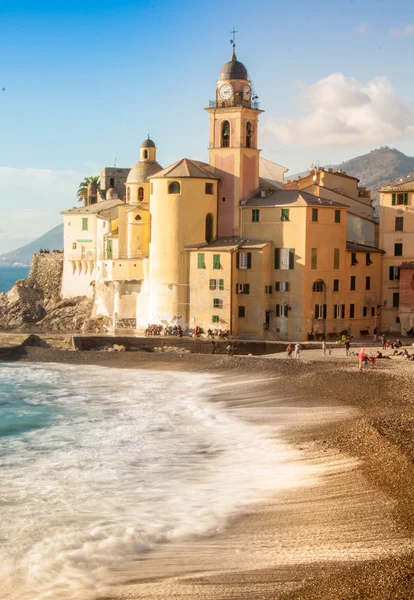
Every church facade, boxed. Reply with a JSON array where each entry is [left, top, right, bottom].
[[61, 46, 382, 340]]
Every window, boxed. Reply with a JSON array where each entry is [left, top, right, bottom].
[[82, 218, 88, 231], [366, 253, 373, 266], [221, 120, 230, 147], [143, 150, 148, 159], [238, 306, 246, 318], [312, 280, 324, 292], [109, 177, 115, 187], [265, 285, 272, 294], [209, 279, 223, 290], [209, 279, 216, 290], [252, 209, 260, 222], [72, 242, 77, 250], [334, 248, 340, 270], [237, 252, 252, 269], [213, 254, 221, 269], [333, 279, 339, 292], [205, 213, 214, 244], [281, 208, 290, 222], [371, 307, 375, 317], [334, 304, 345, 319], [218, 279, 224, 291], [246, 122, 253, 148], [349, 304, 355, 319], [335, 210, 341, 223], [363, 306, 368, 317], [197, 253, 205, 269], [212, 315, 219, 323], [236, 283, 250, 294], [168, 181, 181, 194], [276, 304, 289, 317], [389, 266, 400, 281], [205, 183, 214, 195], [314, 304, 327, 319], [312, 208, 318, 222], [395, 216, 404, 232], [213, 298, 223, 309], [393, 293, 400, 308], [351, 252, 358, 266], [138, 187, 144, 201], [350, 276, 356, 291], [311, 248, 317, 270], [275, 281, 289, 292], [392, 193, 408, 206], [394, 243, 403, 256], [365, 276, 371, 291], [275, 248, 295, 269], [135, 215, 142, 221]]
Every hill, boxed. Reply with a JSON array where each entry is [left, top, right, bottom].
[[290, 147, 414, 205], [0, 224, 63, 267]]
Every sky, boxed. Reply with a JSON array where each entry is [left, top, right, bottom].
[[1, 0, 414, 253]]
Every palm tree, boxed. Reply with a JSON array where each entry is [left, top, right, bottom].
[[77, 176, 100, 204]]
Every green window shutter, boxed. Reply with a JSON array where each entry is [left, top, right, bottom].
[[289, 248, 295, 270], [212, 315, 219, 323], [350, 304, 355, 318], [82, 218, 88, 231], [213, 254, 220, 269], [392, 193, 396, 205], [314, 304, 319, 319], [274, 248, 280, 269], [219, 279, 224, 291], [341, 304, 345, 319], [244, 284, 250, 295], [281, 208, 289, 221], [334, 248, 340, 269], [276, 305, 280, 317], [247, 252, 252, 269], [197, 253, 205, 268], [236, 252, 240, 269], [404, 193, 408, 205], [235, 283, 239, 294], [323, 304, 327, 319], [275, 281, 280, 291], [209, 279, 215, 290]]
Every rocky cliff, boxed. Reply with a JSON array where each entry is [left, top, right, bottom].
[[0, 252, 93, 331]]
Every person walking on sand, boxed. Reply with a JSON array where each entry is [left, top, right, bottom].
[[345, 339, 351, 356], [373, 327, 378, 343], [381, 334, 387, 350], [322, 340, 327, 356], [286, 343, 293, 358], [294, 343, 301, 359]]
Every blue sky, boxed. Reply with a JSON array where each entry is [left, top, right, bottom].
[[1, 0, 414, 252]]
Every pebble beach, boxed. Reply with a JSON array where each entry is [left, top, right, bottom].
[[3, 343, 414, 599]]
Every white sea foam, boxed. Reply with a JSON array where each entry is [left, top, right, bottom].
[[0, 363, 315, 600]]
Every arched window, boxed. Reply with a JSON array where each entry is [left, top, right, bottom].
[[138, 187, 144, 201], [205, 213, 214, 244], [143, 150, 148, 159], [127, 187, 131, 202], [312, 280, 325, 293], [168, 181, 181, 194], [246, 122, 253, 148], [221, 120, 230, 148], [135, 214, 142, 221]]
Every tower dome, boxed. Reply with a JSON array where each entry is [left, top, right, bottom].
[[141, 136, 156, 148], [219, 46, 248, 81]]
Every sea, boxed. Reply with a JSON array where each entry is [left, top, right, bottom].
[[0, 266, 30, 292], [0, 363, 310, 600]]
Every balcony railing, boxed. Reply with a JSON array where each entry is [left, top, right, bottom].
[[208, 99, 260, 110], [68, 250, 96, 261]]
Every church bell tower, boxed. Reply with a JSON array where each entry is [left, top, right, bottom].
[[205, 39, 263, 236]]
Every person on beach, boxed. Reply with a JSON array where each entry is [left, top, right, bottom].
[[322, 340, 327, 356], [345, 339, 351, 356], [373, 327, 378, 343], [341, 333, 346, 344], [381, 334, 387, 350], [286, 343, 293, 358], [358, 348, 366, 371], [294, 343, 301, 359]]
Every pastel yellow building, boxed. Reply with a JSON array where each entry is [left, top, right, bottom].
[[61, 43, 383, 340]]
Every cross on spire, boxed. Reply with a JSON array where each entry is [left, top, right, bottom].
[[230, 26, 238, 59]]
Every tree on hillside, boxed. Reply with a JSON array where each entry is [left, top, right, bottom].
[[77, 176, 100, 204]]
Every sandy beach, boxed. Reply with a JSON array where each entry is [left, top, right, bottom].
[[3, 344, 414, 599]]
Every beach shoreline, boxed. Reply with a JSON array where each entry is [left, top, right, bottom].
[[3, 347, 414, 599]]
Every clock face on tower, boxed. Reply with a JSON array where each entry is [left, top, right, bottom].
[[243, 85, 251, 100], [219, 84, 233, 100]]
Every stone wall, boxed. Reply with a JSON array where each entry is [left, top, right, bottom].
[[28, 252, 64, 300]]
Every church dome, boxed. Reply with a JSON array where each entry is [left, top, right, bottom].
[[141, 136, 156, 148], [219, 48, 248, 81], [126, 161, 163, 183]]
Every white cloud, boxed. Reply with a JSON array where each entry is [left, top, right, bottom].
[[0, 167, 87, 253], [390, 24, 414, 37], [354, 23, 368, 34], [264, 72, 414, 147]]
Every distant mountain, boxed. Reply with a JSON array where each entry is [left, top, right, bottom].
[[290, 147, 414, 204], [0, 224, 63, 267]]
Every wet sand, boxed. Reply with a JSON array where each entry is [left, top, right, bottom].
[[3, 346, 414, 599]]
